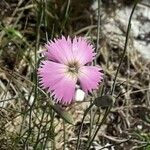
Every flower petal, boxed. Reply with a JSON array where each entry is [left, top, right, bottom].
[[52, 74, 77, 105], [78, 66, 103, 93], [44, 36, 74, 64], [38, 60, 77, 104], [72, 37, 96, 65]]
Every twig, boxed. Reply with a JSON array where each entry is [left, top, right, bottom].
[[86, 0, 140, 149]]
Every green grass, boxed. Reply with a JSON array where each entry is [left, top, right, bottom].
[[0, 0, 150, 149]]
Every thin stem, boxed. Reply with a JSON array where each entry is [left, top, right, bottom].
[[89, 99, 94, 140], [60, 0, 70, 34], [28, 0, 43, 147], [42, 108, 54, 149], [76, 102, 94, 150], [111, 0, 139, 95], [51, 110, 56, 150], [63, 121, 66, 150], [86, 107, 110, 149], [33, 109, 47, 149], [96, 0, 101, 54], [86, 1, 139, 149]]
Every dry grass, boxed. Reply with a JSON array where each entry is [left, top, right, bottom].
[[0, 0, 150, 149]]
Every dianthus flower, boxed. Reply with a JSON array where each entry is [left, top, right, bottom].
[[38, 36, 103, 105]]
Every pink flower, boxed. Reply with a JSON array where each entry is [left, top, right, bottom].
[[38, 36, 103, 105]]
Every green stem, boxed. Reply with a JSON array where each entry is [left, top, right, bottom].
[[111, 0, 139, 96], [76, 102, 94, 150], [86, 1, 139, 149], [63, 121, 66, 150]]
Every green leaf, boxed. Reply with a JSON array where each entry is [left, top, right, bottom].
[[51, 104, 74, 125], [6, 28, 23, 39], [94, 95, 113, 107]]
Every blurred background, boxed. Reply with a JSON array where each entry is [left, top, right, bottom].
[[0, 0, 150, 149]]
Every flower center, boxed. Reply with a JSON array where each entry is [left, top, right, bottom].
[[67, 62, 79, 74]]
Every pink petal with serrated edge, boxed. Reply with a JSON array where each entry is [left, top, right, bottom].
[[52, 74, 77, 104], [38, 60, 77, 104], [44, 36, 74, 64], [72, 37, 96, 65], [78, 66, 103, 93]]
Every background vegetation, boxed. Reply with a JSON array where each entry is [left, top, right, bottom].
[[0, 0, 150, 149]]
